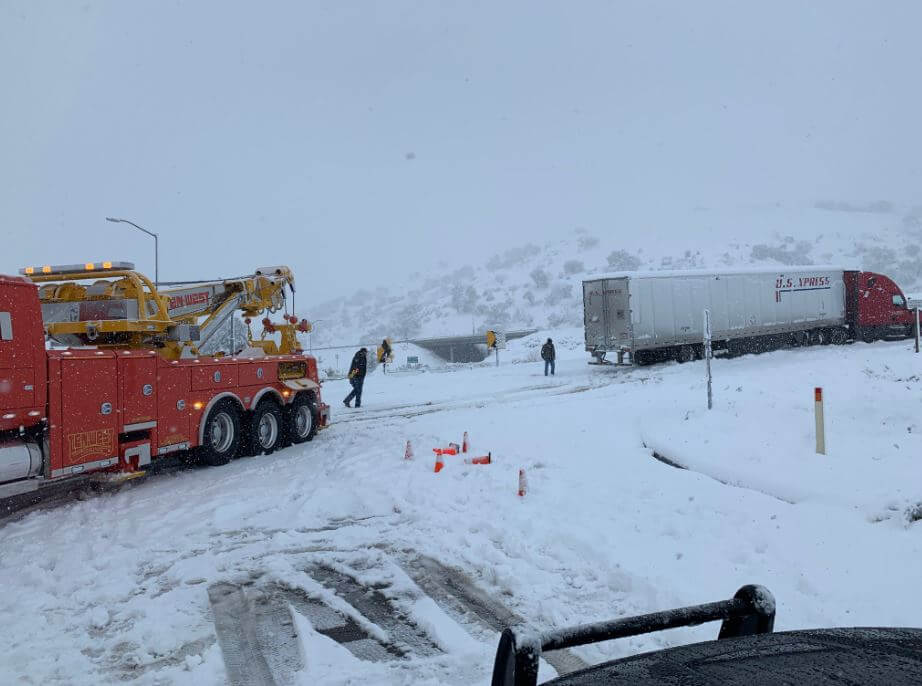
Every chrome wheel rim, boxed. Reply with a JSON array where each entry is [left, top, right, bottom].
[[257, 412, 279, 449], [294, 405, 312, 438], [211, 412, 234, 453]]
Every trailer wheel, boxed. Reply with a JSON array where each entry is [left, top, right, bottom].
[[830, 328, 848, 345], [809, 329, 827, 346], [676, 345, 695, 363], [246, 400, 284, 456], [287, 393, 318, 444], [200, 400, 242, 466], [791, 331, 809, 347], [633, 350, 653, 366]]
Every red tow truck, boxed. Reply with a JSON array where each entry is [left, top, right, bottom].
[[0, 261, 329, 500]]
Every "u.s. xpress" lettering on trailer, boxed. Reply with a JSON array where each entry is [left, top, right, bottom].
[[774, 275, 832, 302]]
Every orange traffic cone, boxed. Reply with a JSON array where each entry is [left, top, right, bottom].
[[405, 440, 413, 460], [433, 449, 445, 473], [465, 452, 491, 465], [462, 432, 469, 453], [518, 468, 527, 497]]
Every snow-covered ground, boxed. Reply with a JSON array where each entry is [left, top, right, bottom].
[[2, 336, 921, 685]]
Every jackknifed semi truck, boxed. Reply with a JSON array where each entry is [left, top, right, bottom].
[[583, 267, 921, 365]]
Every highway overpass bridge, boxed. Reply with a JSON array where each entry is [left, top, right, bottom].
[[311, 330, 539, 364]]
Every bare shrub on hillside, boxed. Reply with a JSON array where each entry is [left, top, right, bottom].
[[544, 283, 573, 307], [391, 303, 423, 339], [530, 267, 551, 289], [607, 250, 641, 271], [563, 259, 584, 275], [750, 241, 813, 265], [487, 244, 541, 270], [577, 234, 600, 251], [451, 284, 479, 313]]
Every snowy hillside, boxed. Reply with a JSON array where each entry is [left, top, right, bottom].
[[306, 202, 922, 356]]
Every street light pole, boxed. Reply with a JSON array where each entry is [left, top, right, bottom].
[[106, 217, 159, 286]]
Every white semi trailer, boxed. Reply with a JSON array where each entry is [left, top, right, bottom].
[[582, 268, 849, 365]]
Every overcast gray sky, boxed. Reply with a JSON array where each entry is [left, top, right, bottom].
[[2, 1, 921, 306]]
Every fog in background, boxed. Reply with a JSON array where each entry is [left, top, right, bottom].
[[2, 1, 921, 308]]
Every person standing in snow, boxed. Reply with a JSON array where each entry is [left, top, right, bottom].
[[541, 338, 556, 376], [344, 347, 368, 408], [379, 338, 392, 373]]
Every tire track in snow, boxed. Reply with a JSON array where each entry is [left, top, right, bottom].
[[208, 583, 280, 686], [401, 555, 589, 676]]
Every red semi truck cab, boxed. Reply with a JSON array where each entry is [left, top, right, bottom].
[[0, 273, 330, 500], [845, 271, 921, 341]]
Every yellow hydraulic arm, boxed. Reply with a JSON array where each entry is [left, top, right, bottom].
[[22, 261, 310, 359]]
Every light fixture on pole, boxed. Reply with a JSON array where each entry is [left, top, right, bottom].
[[106, 217, 159, 286]]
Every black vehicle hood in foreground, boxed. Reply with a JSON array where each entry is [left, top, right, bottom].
[[548, 628, 922, 685]]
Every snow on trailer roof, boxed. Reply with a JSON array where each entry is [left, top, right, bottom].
[[583, 265, 853, 282]]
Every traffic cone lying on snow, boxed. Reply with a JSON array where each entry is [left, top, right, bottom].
[[405, 440, 413, 460], [462, 432, 469, 453], [518, 468, 527, 497], [434, 445, 458, 456], [464, 452, 491, 465], [433, 449, 445, 473]]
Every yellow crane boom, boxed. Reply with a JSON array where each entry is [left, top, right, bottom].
[[22, 261, 310, 359]]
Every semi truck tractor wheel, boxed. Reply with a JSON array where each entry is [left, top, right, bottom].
[[200, 400, 242, 466]]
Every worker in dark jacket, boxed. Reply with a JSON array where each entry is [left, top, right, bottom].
[[541, 338, 556, 376], [344, 347, 368, 408]]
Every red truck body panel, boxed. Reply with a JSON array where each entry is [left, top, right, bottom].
[[157, 363, 191, 450], [854, 271, 917, 328], [0, 276, 47, 432]]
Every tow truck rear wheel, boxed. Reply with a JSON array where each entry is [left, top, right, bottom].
[[200, 400, 242, 466], [287, 393, 318, 444], [246, 400, 284, 456]]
